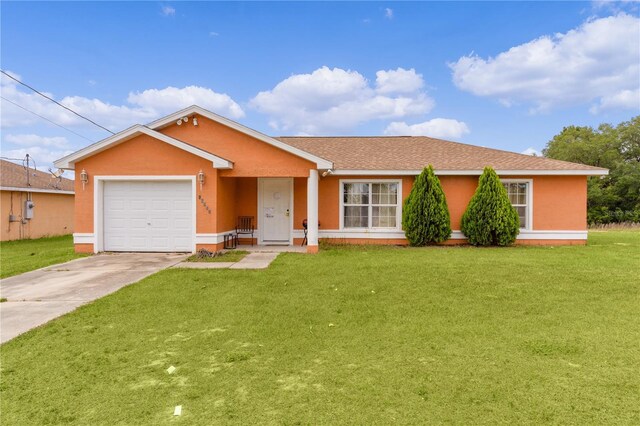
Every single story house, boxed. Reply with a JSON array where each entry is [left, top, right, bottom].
[[1, 159, 75, 241], [54, 105, 608, 254]]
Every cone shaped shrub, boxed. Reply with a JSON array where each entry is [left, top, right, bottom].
[[402, 165, 452, 246], [461, 166, 520, 246]]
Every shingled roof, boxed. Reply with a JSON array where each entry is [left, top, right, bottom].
[[276, 136, 607, 175], [0, 159, 74, 192]]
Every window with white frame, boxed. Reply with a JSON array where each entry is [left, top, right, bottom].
[[502, 180, 531, 229], [342, 181, 401, 229]]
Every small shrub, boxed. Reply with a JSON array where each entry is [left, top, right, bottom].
[[196, 248, 218, 258], [461, 167, 520, 246], [224, 351, 251, 363], [402, 165, 452, 246]]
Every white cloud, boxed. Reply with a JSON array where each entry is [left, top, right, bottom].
[[1, 71, 244, 131], [128, 86, 245, 119], [590, 88, 640, 114], [161, 5, 175, 16], [4, 134, 70, 149], [521, 147, 542, 156], [384, 119, 470, 140], [375, 68, 424, 94], [385, 8, 393, 19], [250, 66, 433, 134], [1, 146, 75, 170], [209, 31, 219, 37], [449, 13, 640, 114]]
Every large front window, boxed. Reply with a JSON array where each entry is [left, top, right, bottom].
[[342, 181, 401, 229], [502, 180, 531, 229]]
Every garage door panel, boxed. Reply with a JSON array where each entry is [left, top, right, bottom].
[[107, 218, 127, 229], [174, 218, 191, 229], [173, 200, 190, 211], [151, 237, 169, 249], [104, 180, 193, 252], [151, 200, 169, 211], [108, 200, 125, 210], [152, 218, 169, 229], [130, 237, 148, 251]]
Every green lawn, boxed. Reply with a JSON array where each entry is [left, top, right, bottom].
[[0, 235, 87, 279], [1, 231, 639, 424]]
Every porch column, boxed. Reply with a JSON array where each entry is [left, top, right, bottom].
[[307, 169, 319, 253]]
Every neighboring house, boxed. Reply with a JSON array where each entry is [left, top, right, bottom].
[[1, 159, 75, 241], [54, 105, 608, 254]]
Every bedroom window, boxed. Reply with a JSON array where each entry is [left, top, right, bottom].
[[341, 181, 401, 229], [502, 180, 532, 229]]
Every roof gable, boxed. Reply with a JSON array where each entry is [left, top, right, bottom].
[[54, 125, 233, 169], [147, 105, 333, 169]]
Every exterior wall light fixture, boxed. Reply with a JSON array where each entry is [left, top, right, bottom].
[[198, 169, 205, 190], [80, 169, 89, 190]]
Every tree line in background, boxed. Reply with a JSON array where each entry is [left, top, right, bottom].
[[543, 116, 640, 225]]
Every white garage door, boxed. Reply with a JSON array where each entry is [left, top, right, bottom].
[[103, 180, 193, 252]]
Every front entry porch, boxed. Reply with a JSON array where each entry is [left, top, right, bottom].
[[202, 170, 319, 253]]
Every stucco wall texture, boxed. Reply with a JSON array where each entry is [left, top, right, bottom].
[[72, 115, 588, 252], [1, 191, 74, 241]]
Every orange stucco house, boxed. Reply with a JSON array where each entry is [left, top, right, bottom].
[[54, 105, 607, 254]]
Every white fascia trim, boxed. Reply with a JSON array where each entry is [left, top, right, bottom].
[[0, 186, 74, 195], [299, 229, 587, 240], [331, 169, 608, 176], [146, 105, 334, 170], [73, 233, 95, 244], [54, 125, 233, 170]]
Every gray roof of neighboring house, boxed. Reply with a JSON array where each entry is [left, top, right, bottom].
[[0, 159, 74, 192]]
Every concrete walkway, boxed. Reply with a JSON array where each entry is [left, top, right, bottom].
[[0, 253, 187, 343], [174, 252, 280, 270]]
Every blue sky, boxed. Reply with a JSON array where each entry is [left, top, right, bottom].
[[1, 1, 639, 171]]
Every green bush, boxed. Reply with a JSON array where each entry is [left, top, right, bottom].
[[461, 167, 520, 246], [402, 165, 452, 245]]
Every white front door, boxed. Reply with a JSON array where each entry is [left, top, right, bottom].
[[103, 180, 193, 252], [260, 178, 291, 243]]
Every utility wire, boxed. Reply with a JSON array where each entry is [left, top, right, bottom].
[[1, 69, 115, 134], [1, 96, 95, 142]]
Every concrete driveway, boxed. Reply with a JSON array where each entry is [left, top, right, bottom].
[[0, 253, 187, 343]]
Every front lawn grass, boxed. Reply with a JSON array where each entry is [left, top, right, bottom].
[[0, 234, 86, 279], [1, 231, 639, 424]]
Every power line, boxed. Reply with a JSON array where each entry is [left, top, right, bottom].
[[1, 96, 95, 142], [1, 69, 115, 134]]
